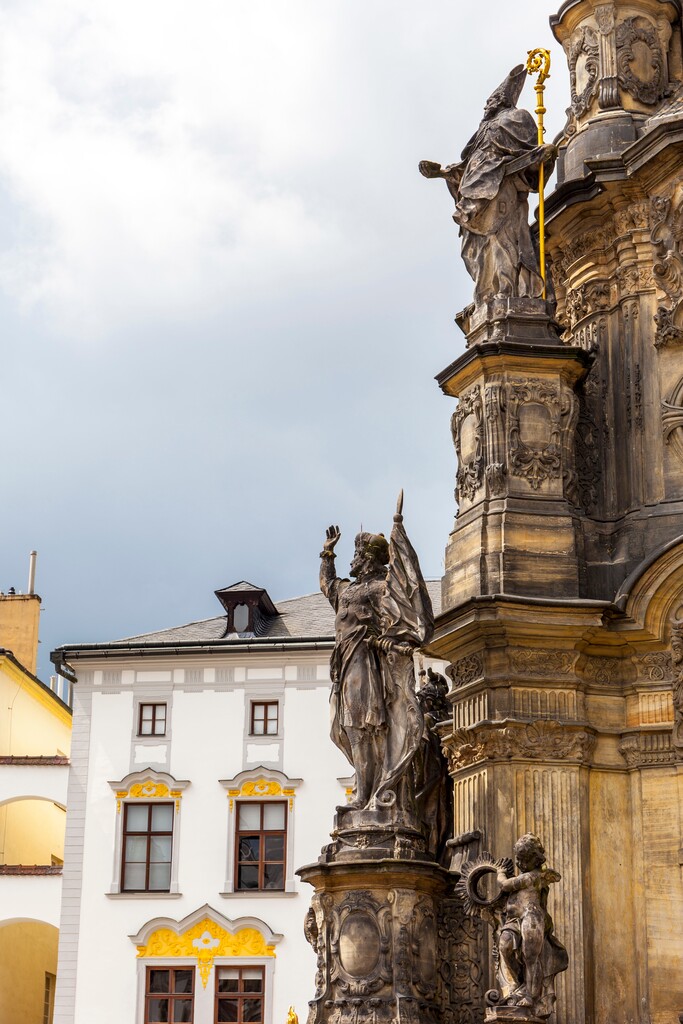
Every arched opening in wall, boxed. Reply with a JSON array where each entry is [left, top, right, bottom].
[[0, 797, 66, 867], [0, 919, 58, 1024]]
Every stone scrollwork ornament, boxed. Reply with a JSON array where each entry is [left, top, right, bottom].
[[615, 17, 671, 106], [507, 379, 563, 489], [455, 834, 568, 1020], [451, 385, 484, 503], [567, 26, 600, 118]]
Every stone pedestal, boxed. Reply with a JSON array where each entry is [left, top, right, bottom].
[[484, 1009, 544, 1024], [297, 853, 484, 1024]]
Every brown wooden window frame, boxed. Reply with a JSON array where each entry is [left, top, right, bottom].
[[145, 966, 194, 1024], [138, 702, 167, 737], [249, 701, 279, 737], [235, 801, 287, 892], [214, 965, 264, 1024], [121, 801, 173, 893]]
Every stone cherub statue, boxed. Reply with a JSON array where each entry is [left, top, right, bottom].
[[457, 833, 568, 1019], [319, 493, 434, 819], [419, 65, 555, 306]]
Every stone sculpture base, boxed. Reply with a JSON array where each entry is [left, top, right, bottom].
[[484, 1008, 545, 1024], [298, 853, 480, 1024]]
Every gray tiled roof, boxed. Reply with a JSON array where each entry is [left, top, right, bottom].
[[113, 580, 442, 646]]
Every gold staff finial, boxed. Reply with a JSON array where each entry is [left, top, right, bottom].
[[287, 1007, 299, 1024], [526, 48, 551, 300]]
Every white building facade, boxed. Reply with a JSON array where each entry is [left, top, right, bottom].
[[52, 581, 444, 1024]]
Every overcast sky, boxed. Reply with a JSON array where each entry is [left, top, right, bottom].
[[0, 1, 571, 678]]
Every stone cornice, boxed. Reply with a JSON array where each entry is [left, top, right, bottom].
[[441, 719, 597, 771]]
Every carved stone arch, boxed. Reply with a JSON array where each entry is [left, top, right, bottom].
[[614, 534, 683, 641]]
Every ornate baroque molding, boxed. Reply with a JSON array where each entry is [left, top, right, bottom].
[[444, 720, 596, 771], [509, 648, 575, 677], [618, 731, 675, 768], [446, 654, 484, 689]]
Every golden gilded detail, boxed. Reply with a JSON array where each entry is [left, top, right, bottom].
[[137, 919, 276, 989], [227, 779, 295, 800], [287, 1007, 299, 1024], [526, 47, 551, 297], [116, 780, 181, 812]]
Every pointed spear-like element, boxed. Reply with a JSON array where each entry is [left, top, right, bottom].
[[526, 48, 551, 300], [395, 488, 404, 523]]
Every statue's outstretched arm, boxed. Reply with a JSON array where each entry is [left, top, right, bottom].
[[320, 525, 341, 604]]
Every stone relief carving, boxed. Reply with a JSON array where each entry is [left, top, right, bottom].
[[669, 622, 683, 757], [651, 185, 683, 346], [329, 891, 393, 997], [509, 649, 575, 678], [451, 385, 484, 503], [446, 654, 484, 689], [637, 651, 673, 682], [616, 16, 671, 105], [594, 3, 615, 35], [574, 372, 601, 513], [507, 379, 577, 491], [567, 26, 600, 118], [446, 720, 596, 771], [662, 376, 683, 466], [582, 656, 624, 685], [619, 730, 675, 768], [436, 898, 485, 1024]]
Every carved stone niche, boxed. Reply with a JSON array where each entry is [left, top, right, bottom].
[[451, 385, 484, 506], [506, 378, 578, 496]]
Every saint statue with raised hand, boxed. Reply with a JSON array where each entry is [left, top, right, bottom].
[[319, 494, 434, 821], [420, 64, 555, 305]]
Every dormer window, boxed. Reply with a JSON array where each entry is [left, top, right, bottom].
[[213, 582, 279, 637]]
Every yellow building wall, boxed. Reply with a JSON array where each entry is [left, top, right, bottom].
[[0, 661, 71, 757], [0, 921, 57, 1024], [0, 594, 40, 676], [0, 800, 65, 865]]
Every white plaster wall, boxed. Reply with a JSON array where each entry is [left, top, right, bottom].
[[0, 763, 69, 806], [0, 873, 62, 927], [67, 655, 352, 1024]]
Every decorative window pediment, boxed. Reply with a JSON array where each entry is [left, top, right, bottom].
[[131, 905, 282, 989], [109, 769, 190, 813]]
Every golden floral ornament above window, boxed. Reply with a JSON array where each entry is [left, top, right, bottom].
[[221, 769, 302, 811], [131, 908, 282, 989], [110, 771, 190, 813]]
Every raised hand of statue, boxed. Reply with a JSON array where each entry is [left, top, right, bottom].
[[322, 525, 341, 555], [418, 160, 443, 179]]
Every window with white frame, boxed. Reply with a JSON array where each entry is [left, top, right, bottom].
[[138, 703, 167, 737], [249, 701, 278, 736], [122, 803, 173, 892], [145, 966, 194, 1023], [215, 966, 264, 1024], [235, 802, 286, 891]]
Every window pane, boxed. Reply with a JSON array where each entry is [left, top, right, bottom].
[[263, 803, 285, 830], [147, 998, 169, 1022], [217, 969, 239, 993], [238, 803, 260, 830], [264, 835, 284, 860], [151, 804, 174, 831], [243, 998, 263, 1022], [243, 974, 263, 993], [126, 804, 149, 831], [173, 999, 193, 1023], [150, 836, 172, 863], [173, 971, 193, 994], [140, 719, 153, 736], [252, 719, 265, 736], [266, 705, 278, 732], [125, 836, 148, 861], [238, 837, 260, 862], [253, 705, 265, 722], [264, 863, 284, 889], [148, 970, 170, 993], [148, 862, 171, 890], [238, 865, 259, 890], [123, 863, 146, 890], [217, 999, 238, 1022]]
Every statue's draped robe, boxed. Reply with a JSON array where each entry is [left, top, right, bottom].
[[444, 107, 546, 303], [322, 517, 434, 813]]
